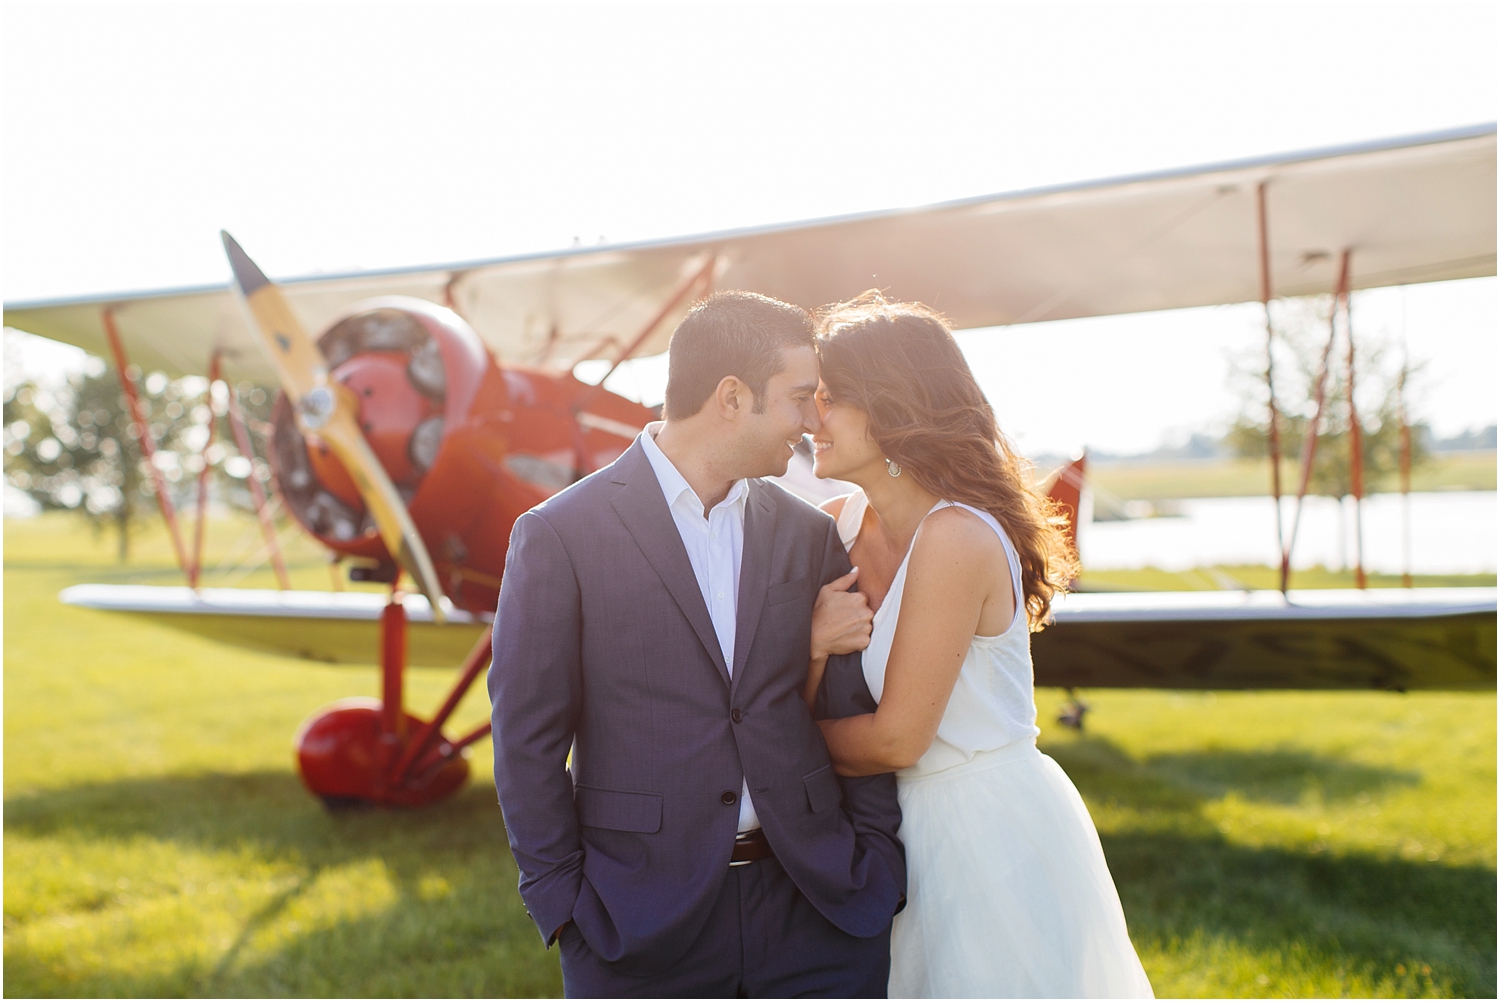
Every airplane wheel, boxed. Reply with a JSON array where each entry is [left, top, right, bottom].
[[295, 697, 470, 808]]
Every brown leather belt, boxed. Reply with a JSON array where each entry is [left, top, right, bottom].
[[730, 828, 773, 866]]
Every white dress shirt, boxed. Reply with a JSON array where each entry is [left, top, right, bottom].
[[638, 423, 760, 833]]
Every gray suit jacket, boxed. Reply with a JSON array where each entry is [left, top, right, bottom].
[[489, 439, 904, 975]]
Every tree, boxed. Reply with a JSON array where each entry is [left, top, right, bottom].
[[3, 360, 278, 561], [1226, 295, 1428, 498]]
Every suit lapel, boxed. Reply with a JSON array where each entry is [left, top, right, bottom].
[[730, 481, 777, 693], [608, 442, 731, 688]]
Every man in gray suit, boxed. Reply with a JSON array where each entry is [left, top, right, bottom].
[[489, 291, 904, 997]]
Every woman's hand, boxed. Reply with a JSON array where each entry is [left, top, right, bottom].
[[811, 567, 873, 660], [804, 567, 872, 707]]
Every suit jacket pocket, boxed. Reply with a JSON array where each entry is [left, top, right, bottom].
[[766, 575, 813, 607], [803, 764, 843, 814], [575, 786, 663, 833]]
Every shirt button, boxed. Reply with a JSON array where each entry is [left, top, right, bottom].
[[721, 790, 738, 806], [731, 708, 742, 723], [710, 532, 717, 540]]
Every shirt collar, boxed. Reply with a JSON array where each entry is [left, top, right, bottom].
[[639, 422, 749, 516]]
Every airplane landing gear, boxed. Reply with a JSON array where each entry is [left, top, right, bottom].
[[1057, 687, 1089, 732], [294, 594, 491, 808], [295, 697, 470, 809]]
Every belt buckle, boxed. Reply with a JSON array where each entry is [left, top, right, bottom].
[[729, 829, 759, 867]]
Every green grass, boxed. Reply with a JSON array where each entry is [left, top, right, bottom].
[[1039, 690, 1495, 997], [1088, 453, 1496, 502], [5, 512, 1496, 997], [5, 513, 547, 997]]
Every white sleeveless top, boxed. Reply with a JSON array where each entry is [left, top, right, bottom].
[[837, 489, 1041, 778]]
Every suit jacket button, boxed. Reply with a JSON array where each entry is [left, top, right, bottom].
[[721, 790, 737, 805], [731, 708, 742, 723]]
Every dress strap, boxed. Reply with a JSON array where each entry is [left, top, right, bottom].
[[836, 489, 868, 551]]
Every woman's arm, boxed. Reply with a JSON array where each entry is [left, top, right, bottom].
[[817, 508, 1009, 776]]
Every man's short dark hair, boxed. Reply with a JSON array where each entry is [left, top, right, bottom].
[[663, 291, 816, 420]]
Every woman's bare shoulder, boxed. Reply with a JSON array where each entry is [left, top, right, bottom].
[[819, 493, 855, 518], [910, 506, 1004, 569]]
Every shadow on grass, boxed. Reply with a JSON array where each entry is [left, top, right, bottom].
[[4, 773, 562, 998], [1043, 735, 1496, 997], [6, 748, 1494, 997], [1144, 748, 1418, 805], [1110, 830, 1495, 996], [5, 770, 504, 860], [1045, 736, 1421, 809]]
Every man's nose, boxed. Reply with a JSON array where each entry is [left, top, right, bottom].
[[801, 404, 822, 434]]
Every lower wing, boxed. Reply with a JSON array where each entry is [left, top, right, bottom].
[[1037, 588, 1496, 690], [60, 584, 1494, 689], [59, 584, 486, 668]]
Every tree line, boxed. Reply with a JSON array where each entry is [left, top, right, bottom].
[[1225, 294, 1437, 499], [4, 359, 278, 560]]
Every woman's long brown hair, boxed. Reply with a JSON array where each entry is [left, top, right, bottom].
[[817, 291, 1078, 629]]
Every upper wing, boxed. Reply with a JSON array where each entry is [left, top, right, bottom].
[[6, 124, 1494, 381]]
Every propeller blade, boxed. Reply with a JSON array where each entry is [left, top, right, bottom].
[[222, 232, 325, 404], [222, 231, 448, 622], [312, 401, 448, 620]]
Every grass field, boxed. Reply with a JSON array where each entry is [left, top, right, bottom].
[[1086, 452, 1496, 502], [5, 512, 1495, 997]]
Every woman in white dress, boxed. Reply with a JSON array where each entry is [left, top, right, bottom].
[[803, 293, 1153, 999]]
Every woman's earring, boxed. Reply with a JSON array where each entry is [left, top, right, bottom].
[[885, 458, 902, 478]]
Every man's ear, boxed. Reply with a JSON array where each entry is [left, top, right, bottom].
[[713, 375, 746, 421]]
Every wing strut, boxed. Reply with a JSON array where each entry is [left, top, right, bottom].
[[187, 351, 222, 588], [1256, 183, 1289, 594], [1277, 250, 1370, 590], [102, 307, 191, 583], [1397, 316, 1414, 589], [102, 309, 292, 591], [591, 252, 720, 393], [1282, 250, 1351, 583], [568, 253, 720, 473], [223, 382, 293, 591], [1345, 271, 1368, 589]]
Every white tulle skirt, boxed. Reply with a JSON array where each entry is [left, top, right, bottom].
[[889, 740, 1154, 999]]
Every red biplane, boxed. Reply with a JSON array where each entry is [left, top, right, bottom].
[[6, 124, 1495, 808]]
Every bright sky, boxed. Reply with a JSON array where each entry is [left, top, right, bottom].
[[4, 2, 1495, 455]]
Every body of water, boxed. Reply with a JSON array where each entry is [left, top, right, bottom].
[[1081, 491, 1496, 575]]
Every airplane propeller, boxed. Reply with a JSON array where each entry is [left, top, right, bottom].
[[221, 231, 448, 623]]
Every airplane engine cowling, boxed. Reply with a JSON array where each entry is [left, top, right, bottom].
[[268, 296, 654, 614]]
